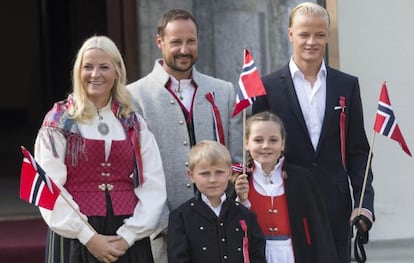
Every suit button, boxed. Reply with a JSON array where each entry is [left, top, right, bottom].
[[199, 226, 204, 230], [223, 255, 228, 260], [221, 238, 226, 242], [202, 246, 207, 251]]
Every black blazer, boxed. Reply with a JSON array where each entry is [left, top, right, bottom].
[[283, 162, 340, 263], [168, 197, 266, 263], [253, 64, 374, 240]]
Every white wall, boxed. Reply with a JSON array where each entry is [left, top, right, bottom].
[[337, 0, 414, 240]]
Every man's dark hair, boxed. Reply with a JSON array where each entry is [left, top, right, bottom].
[[157, 9, 198, 37]]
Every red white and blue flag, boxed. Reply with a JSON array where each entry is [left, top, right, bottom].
[[232, 49, 266, 117], [20, 147, 61, 210], [373, 83, 412, 157]]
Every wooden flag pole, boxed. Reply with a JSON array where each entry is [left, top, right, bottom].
[[242, 47, 247, 175], [242, 109, 247, 175], [357, 132, 376, 215]]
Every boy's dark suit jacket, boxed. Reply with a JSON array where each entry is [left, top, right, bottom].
[[168, 197, 266, 263]]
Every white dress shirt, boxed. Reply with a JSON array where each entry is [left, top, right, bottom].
[[170, 76, 196, 111], [289, 58, 327, 150]]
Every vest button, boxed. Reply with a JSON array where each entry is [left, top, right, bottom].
[[183, 141, 188, 145], [184, 162, 189, 167], [186, 183, 191, 188], [170, 100, 175, 104], [179, 120, 184, 125]]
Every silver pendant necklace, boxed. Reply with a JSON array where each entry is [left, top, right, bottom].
[[264, 172, 274, 185], [96, 109, 110, 135]]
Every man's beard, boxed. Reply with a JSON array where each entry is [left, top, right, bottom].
[[166, 54, 197, 72]]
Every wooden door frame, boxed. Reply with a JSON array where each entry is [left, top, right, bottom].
[[106, 0, 140, 83]]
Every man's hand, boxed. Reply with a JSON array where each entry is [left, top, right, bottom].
[[350, 208, 373, 232]]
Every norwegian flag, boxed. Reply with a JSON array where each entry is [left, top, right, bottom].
[[232, 49, 266, 117], [20, 147, 61, 210], [373, 83, 412, 157]]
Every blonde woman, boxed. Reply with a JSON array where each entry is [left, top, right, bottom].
[[35, 35, 166, 263]]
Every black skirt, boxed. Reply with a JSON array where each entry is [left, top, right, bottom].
[[44, 192, 154, 263]]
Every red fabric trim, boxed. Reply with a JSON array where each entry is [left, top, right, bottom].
[[302, 217, 312, 245], [205, 92, 225, 145], [339, 96, 346, 171], [129, 126, 144, 186], [239, 219, 250, 263]]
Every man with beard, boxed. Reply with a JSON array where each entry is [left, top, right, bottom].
[[127, 9, 242, 263]]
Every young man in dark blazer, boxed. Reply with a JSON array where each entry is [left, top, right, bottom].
[[253, 2, 374, 262]]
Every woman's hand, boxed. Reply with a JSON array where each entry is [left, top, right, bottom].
[[86, 234, 125, 262]]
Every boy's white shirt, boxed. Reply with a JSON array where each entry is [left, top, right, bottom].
[[201, 193, 227, 217]]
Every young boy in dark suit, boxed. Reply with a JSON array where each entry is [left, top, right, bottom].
[[167, 140, 265, 263]]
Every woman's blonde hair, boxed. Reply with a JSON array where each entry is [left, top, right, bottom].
[[70, 35, 133, 122]]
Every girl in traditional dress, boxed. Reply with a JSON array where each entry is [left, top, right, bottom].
[[234, 111, 339, 263]]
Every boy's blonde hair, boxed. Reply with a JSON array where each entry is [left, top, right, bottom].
[[289, 2, 330, 29], [188, 140, 231, 171]]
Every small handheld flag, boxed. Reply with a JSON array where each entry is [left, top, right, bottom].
[[20, 146, 61, 210], [232, 49, 266, 117], [373, 83, 412, 157]]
